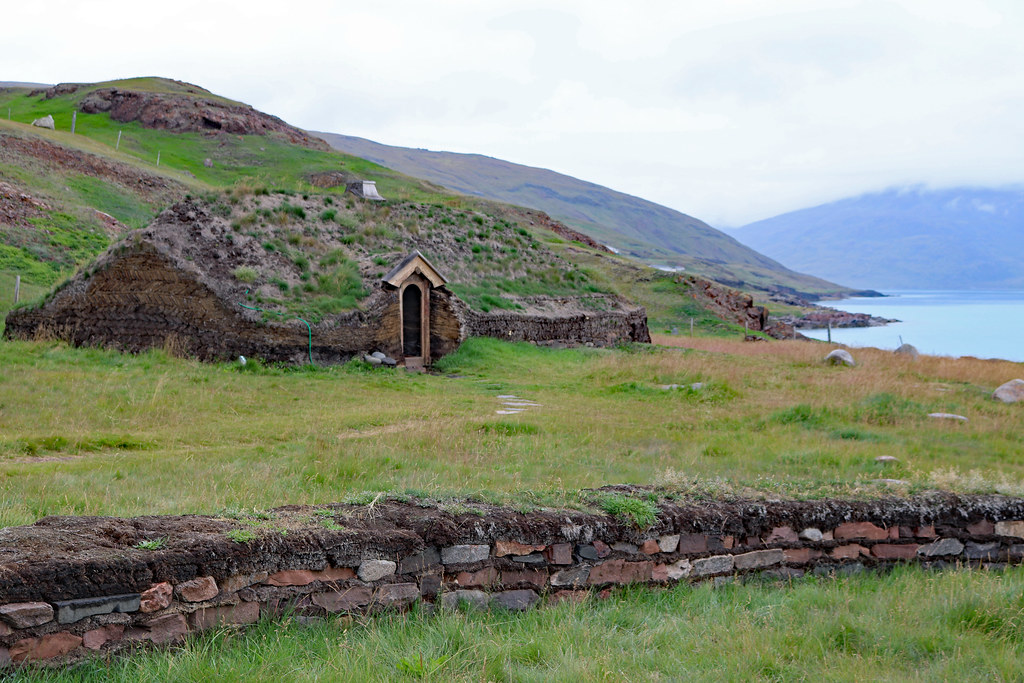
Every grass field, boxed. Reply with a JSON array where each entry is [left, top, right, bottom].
[[1, 334, 1021, 527]]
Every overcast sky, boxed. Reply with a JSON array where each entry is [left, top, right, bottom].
[[5, 0, 1023, 226]]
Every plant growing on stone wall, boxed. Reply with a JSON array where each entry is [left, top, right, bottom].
[[595, 493, 659, 529], [227, 529, 257, 544], [134, 538, 167, 551]]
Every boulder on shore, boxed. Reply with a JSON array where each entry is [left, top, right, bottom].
[[993, 379, 1024, 404], [895, 343, 919, 359], [824, 349, 855, 367]]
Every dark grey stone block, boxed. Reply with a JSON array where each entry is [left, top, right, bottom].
[[490, 589, 539, 611], [56, 593, 141, 624], [398, 547, 441, 574]]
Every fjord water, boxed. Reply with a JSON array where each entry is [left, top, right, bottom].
[[802, 291, 1024, 362]]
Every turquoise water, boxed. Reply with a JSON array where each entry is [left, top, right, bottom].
[[802, 291, 1024, 363]]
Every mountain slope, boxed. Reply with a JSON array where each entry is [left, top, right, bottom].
[[314, 132, 850, 297], [730, 186, 1024, 290]]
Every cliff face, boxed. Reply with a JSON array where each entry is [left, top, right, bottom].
[[39, 82, 329, 151]]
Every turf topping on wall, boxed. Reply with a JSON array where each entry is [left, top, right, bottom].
[[1, 492, 1023, 666]]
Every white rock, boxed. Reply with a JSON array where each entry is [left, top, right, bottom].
[[993, 379, 1024, 404], [357, 559, 396, 582], [666, 558, 692, 580], [658, 534, 680, 553], [928, 413, 968, 422], [875, 455, 899, 464], [824, 349, 855, 367], [31, 114, 55, 130], [799, 528, 823, 542]]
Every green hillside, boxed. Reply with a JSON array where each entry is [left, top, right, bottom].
[[315, 132, 853, 297], [0, 78, 788, 338]]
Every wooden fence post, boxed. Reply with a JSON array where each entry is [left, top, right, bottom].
[[14, 275, 20, 304]]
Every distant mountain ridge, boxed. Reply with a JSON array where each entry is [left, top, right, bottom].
[[730, 186, 1024, 290], [314, 132, 850, 297]]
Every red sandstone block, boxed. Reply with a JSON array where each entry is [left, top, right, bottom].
[[544, 543, 573, 565], [82, 624, 124, 651], [10, 632, 83, 662], [888, 527, 900, 540], [176, 576, 219, 602], [831, 544, 869, 560], [131, 613, 189, 644], [677, 534, 709, 554], [0, 601, 53, 628], [189, 601, 259, 631], [221, 571, 269, 593], [783, 548, 823, 564], [722, 536, 735, 550], [639, 539, 661, 555], [587, 559, 654, 585], [766, 526, 799, 544], [871, 544, 920, 560], [140, 582, 173, 613], [592, 540, 612, 558], [264, 567, 354, 586], [456, 567, 499, 588], [914, 525, 936, 539], [652, 564, 669, 582], [495, 540, 545, 557], [312, 586, 372, 613], [501, 569, 547, 589], [967, 520, 995, 535], [834, 522, 887, 541]]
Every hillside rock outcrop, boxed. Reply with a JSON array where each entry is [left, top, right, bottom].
[[41, 83, 329, 151]]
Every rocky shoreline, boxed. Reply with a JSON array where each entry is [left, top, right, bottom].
[[785, 306, 899, 329]]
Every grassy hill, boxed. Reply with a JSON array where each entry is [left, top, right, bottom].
[[0, 78, 788, 338], [730, 186, 1024, 290], [314, 133, 854, 298]]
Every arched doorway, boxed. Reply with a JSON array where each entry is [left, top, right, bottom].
[[402, 284, 422, 358]]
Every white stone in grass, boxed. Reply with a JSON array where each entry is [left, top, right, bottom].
[[824, 349, 855, 367], [875, 455, 899, 464], [496, 410, 523, 415], [928, 413, 968, 422], [238, 355, 246, 366], [993, 379, 1024, 404]]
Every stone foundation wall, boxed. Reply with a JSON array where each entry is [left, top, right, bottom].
[[466, 296, 651, 346], [1, 493, 1023, 666]]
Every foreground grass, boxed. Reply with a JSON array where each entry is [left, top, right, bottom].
[[21, 566, 1024, 681], [0, 335, 1022, 526]]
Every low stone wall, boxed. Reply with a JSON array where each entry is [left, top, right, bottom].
[[466, 296, 651, 346], [2, 493, 1022, 666]]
